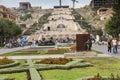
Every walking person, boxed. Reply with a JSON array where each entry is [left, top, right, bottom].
[[112, 37, 118, 54], [107, 38, 112, 53]]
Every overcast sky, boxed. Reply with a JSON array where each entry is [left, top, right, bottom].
[[0, 0, 91, 9]]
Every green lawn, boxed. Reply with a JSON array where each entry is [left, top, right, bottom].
[[0, 72, 27, 80], [0, 48, 71, 56], [0, 60, 27, 80], [92, 50, 103, 54], [0, 49, 100, 56], [40, 58, 120, 80], [0, 50, 40, 56]]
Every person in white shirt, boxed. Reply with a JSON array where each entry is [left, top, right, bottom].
[[112, 38, 118, 54]]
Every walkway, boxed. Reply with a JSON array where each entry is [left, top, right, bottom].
[[92, 44, 120, 59], [0, 55, 64, 59], [0, 46, 30, 54]]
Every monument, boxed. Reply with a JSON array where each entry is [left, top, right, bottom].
[[54, 0, 69, 8], [64, 34, 97, 58], [76, 34, 90, 51]]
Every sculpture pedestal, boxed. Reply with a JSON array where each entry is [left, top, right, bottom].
[[64, 51, 97, 58]]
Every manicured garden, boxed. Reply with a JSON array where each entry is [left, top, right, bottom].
[[0, 57, 120, 80], [40, 58, 120, 80], [0, 44, 118, 80]]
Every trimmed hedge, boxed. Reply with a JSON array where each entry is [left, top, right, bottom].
[[0, 57, 14, 65], [35, 59, 92, 70], [0, 68, 29, 74], [0, 61, 20, 69]]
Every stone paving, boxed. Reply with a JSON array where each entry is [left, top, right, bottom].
[[92, 44, 120, 59]]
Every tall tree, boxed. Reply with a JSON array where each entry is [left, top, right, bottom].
[[105, 0, 120, 37], [0, 18, 21, 38]]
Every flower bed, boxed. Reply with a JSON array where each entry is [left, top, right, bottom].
[[70, 46, 76, 51], [36, 58, 73, 65], [0, 57, 14, 65]]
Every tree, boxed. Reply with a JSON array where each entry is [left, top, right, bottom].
[[0, 18, 21, 43], [20, 13, 32, 21], [105, 0, 120, 37]]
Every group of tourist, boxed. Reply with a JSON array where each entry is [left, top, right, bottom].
[[107, 37, 119, 54]]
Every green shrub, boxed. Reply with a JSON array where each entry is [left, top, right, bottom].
[[0, 68, 28, 74], [20, 13, 32, 21]]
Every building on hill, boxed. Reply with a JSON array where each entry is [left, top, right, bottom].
[[90, 0, 118, 8], [0, 5, 16, 21], [19, 2, 32, 10], [97, 8, 113, 20]]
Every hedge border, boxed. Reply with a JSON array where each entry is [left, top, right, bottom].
[[34, 59, 92, 71], [0, 61, 20, 69]]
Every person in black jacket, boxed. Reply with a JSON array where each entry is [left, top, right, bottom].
[[107, 38, 112, 53]]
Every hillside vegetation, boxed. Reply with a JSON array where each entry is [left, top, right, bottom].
[[76, 5, 105, 29]]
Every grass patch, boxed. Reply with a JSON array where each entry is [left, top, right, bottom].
[[0, 50, 40, 56], [0, 72, 27, 80], [92, 50, 103, 54], [40, 58, 120, 80], [0, 48, 71, 56]]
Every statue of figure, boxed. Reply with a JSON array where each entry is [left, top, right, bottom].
[[21, 37, 27, 46], [85, 37, 92, 51]]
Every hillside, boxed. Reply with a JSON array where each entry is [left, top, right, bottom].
[[75, 5, 105, 29]]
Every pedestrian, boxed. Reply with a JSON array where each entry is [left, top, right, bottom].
[[31, 39, 36, 47], [112, 37, 118, 54], [107, 38, 112, 53]]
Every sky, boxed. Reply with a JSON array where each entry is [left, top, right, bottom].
[[0, 0, 91, 9]]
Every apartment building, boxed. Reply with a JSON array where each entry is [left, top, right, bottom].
[[0, 5, 16, 21], [19, 2, 32, 10]]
